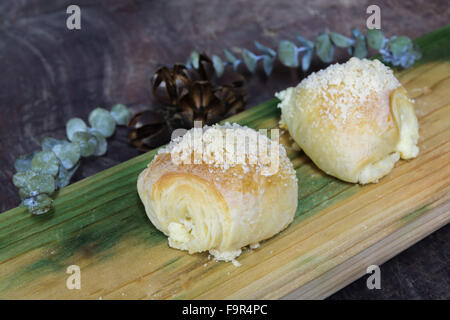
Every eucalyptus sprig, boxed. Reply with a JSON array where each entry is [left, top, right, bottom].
[[12, 104, 131, 215], [186, 28, 421, 77]]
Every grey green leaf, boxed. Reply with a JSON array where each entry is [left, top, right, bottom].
[[110, 104, 131, 126], [329, 32, 354, 48], [13, 170, 36, 188], [296, 35, 315, 49], [301, 49, 313, 72], [188, 50, 200, 69], [212, 54, 224, 77], [410, 46, 422, 60], [387, 35, 413, 58], [29, 173, 56, 195], [242, 49, 259, 73], [278, 40, 299, 67], [88, 128, 108, 156], [72, 131, 98, 157], [315, 33, 334, 63], [52, 142, 81, 169], [31, 151, 60, 176], [263, 55, 275, 76], [41, 137, 66, 151], [224, 49, 238, 63], [19, 188, 34, 200], [254, 41, 276, 57], [88, 107, 116, 138], [14, 152, 37, 172], [353, 34, 368, 58], [20, 173, 56, 198], [23, 194, 54, 215], [56, 162, 79, 189], [66, 118, 88, 141], [367, 29, 385, 50]]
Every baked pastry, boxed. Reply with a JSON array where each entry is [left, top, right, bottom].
[[276, 57, 419, 184], [137, 123, 298, 262]]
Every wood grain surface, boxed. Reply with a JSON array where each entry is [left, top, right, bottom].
[[0, 0, 449, 299]]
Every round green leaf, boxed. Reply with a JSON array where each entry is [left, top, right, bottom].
[[14, 152, 37, 172], [212, 55, 224, 77], [399, 46, 422, 68], [315, 33, 334, 63], [29, 173, 56, 195], [353, 34, 368, 58], [66, 118, 88, 141], [301, 49, 313, 72], [88, 108, 116, 138], [223, 49, 241, 70], [329, 32, 354, 48], [31, 151, 60, 176], [23, 194, 54, 215], [110, 104, 131, 126], [88, 128, 108, 156], [263, 55, 275, 76], [56, 162, 79, 189], [20, 173, 56, 198], [189, 50, 200, 69], [409, 46, 422, 60], [52, 142, 81, 169], [242, 49, 258, 73], [72, 131, 98, 157], [19, 188, 33, 200], [41, 137, 66, 151], [13, 170, 36, 188], [367, 29, 385, 50], [224, 49, 238, 63], [387, 36, 412, 58], [278, 40, 299, 67], [296, 35, 315, 49], [254, 41, 276, 57]]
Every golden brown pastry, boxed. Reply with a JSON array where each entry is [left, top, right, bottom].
[[276, 57, 419, 184], [137, 123, 298, 262]]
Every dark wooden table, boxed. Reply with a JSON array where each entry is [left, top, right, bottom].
[[0, 0, 448, 299]]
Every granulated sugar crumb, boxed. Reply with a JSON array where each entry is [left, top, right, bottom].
[[250, 243, 260, 249], [232, 259, 241, 267], [158, 123, 297, 182], [276, 57, 401, 127], [298, 58, 400, 123]]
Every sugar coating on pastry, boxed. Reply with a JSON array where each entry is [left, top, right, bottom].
[[276, 57, 419, 184], [137, 123, 298, 262]]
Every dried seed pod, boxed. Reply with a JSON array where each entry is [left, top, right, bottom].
[[152, 64, 191, 106], [128, 110, 171, 151], [129, 53, 247, 151]]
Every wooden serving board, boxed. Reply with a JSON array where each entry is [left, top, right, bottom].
[[0, 26, 449, 300]]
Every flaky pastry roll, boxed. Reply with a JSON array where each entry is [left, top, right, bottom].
[[277, 57, 419, 184], [137, 123, 298, 262]]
